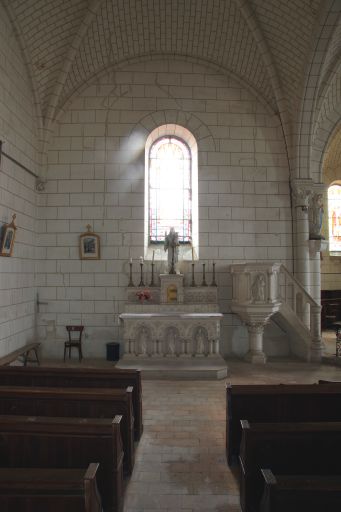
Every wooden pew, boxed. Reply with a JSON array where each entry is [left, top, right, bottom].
[[0, 385, 134, 474], [0, 463, 102, 512], [260, 469, 341, 512], [0, 415, 124, 512], [0, 365, 143, 440], [239, 420, 341, 512], [226, 383, 341, 466]]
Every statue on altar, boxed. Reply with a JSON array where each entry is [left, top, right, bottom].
[[164, 227, 179, 274]]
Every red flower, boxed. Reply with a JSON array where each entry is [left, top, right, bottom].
[[136, 289, 152, 301]]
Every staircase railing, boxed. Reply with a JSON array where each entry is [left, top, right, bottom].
[[279, 264, 322, 360]]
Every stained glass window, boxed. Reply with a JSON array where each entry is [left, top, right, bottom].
[[149, 136, 192, 243], [328, 184, 341, 252]]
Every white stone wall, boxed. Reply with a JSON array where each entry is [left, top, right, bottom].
[[38, 58, 292, 358], [0, 9, 39, 356]]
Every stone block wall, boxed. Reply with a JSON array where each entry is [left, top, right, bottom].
[[0, 8, 39, 356], [37, 58, 292, 358]]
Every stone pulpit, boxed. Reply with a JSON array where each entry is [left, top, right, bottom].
[[118, 271, 226, 378]]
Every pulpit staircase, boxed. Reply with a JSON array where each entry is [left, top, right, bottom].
[[230, 263, 322, 362], [273, 265, 322, 361]]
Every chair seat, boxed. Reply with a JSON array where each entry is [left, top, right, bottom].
[[64, 326, 84, 362]]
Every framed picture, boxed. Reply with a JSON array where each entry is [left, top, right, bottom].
[[79, 224, 100, 260], [0, 214, 17, 257]]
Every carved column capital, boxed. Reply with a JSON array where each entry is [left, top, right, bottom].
[[291, 179, 313, 209]]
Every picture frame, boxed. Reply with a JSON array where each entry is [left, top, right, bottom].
[[0, 214, 17, 257], [79, 224, 100, 260]]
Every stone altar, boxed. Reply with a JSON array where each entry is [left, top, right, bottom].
[[117, 272, 227, 379]]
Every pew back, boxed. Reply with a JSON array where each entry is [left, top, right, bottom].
[[0, 366, 143, 440], [0, 385, 134, 474], [260, 469, 341, 512], [0, 415, 124, 512], [239, 420, 341, 512], [0, 463, 102, 512], [226, 383, 341, 465]]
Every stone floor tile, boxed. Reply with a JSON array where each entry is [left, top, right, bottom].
[[123, 360, 341, 512]]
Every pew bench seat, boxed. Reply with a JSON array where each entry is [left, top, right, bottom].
[[0, 365, 143, 440], [0, 464, 102, 512], [239, 420, 341, 512], [0, 342, 40, 367], [0, 414, 124, 512], [0, 384, 135, 475]]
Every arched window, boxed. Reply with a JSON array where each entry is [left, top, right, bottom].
[[328, 183, 341, 252], [145, 125, 198, 259]]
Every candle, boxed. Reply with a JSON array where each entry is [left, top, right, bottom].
[[140, 256, 144, 264], [130, 257, 132, 264], [152, 250, 155, 262], [191, 247, 194, 262]]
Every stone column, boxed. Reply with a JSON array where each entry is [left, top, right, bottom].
[[291, 179, 312, 328], [245, 323, 267, 363], [310, 304, 323, 362], [308, 185, 326, 305]]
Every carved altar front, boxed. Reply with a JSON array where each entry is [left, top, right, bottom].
[[119, 273, 223, 358]]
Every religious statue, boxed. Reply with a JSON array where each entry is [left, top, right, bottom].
[[164, 227, 179, 274], [309, 193, 325, 239], [251, 273, 266, 303]]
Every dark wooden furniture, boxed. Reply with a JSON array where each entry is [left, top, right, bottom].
[[0, 385, 134, 474], [260, 469, 341, 512], [64, 325, 84, 361], [321, 289, 341, 329], [0, 342, 40, 367], [0, 365, 143, 440], [239, 420, 341, 512], [226, 383, 341, 466], [0, 414, 124, 512], [0, 464, 102, 512]]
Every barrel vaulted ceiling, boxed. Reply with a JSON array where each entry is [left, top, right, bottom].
[[2, 0, 341, 157]]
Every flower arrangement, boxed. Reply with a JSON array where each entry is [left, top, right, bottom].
[[136, 289, 152, 303]]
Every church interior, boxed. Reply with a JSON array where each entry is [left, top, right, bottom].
[[1, 0, 341, 510]]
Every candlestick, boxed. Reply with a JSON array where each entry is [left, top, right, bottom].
[[150, 262, 155, 287], [201, 263, 207, 286], [211, 262, 217, 286], [128, 260, 134, 287], [138, 261, 145, 287], [191, 262, 196, 287]]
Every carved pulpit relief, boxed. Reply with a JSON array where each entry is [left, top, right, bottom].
[[251, 273, 266, 303]]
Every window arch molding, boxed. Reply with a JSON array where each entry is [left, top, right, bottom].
[[144, 124, 198, 261], [328, 181, 341, 254]]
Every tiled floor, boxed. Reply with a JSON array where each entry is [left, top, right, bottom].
[[123, 359, 341, 512]]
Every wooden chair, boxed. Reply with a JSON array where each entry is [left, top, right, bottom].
[[64, 325, 84, 362]]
